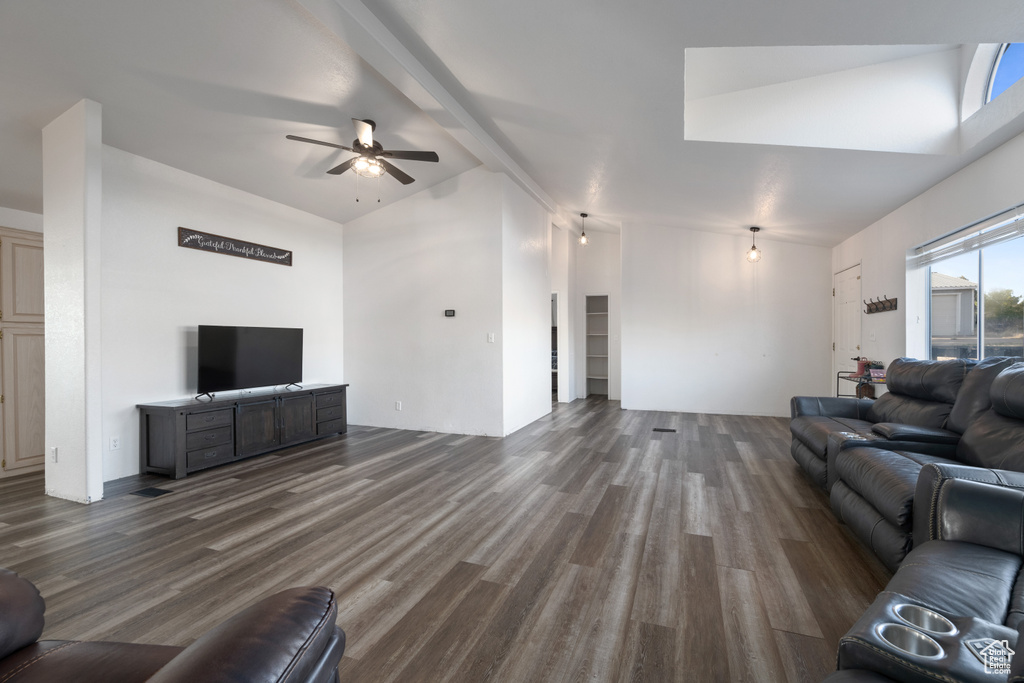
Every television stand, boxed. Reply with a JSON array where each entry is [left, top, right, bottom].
[[138, 383, 347, 479]]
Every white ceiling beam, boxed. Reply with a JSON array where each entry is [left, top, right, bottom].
[[296, 0, 558, 214]]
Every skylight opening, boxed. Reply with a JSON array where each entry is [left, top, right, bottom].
[[987, 43, 1024, 103]]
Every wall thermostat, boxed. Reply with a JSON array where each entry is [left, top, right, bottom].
[[444, 310, 455, 317]]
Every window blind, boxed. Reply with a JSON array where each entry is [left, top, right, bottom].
[[910, 204, 1024, 268]]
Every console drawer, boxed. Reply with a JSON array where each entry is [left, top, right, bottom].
[[186, 408, 233, 432], [317, 418, 347, 436], [316, 391, 344, 408], [185, 425, 233, 451], [186, 443, 234, 470], [316, 405, 345, 422]]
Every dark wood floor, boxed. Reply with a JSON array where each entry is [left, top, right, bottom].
[[0, 398, 890, 682]]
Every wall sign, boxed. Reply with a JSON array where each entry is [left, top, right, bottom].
[[177, 227, 292, 266]]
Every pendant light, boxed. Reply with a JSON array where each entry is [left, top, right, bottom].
[[579, 213, 589, 246], [746, 226, 762, 262]]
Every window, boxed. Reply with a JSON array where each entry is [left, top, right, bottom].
[[930, 253, 978, 360], [987, 43, 1024, 103], [982, 238, 1024, 357], [929, 237, 1024, 360]]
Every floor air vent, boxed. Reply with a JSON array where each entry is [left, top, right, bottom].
[[130, 487, 173, 498], [652, 428, 677, 433]]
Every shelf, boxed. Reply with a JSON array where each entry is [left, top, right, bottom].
[[587, 312, 608, 316], [587, 333, 608, 337], [587, 354, 608, 358], [586, 375, 608, 380]]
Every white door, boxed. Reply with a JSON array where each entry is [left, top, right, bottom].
[[834, 265, 862, 395]]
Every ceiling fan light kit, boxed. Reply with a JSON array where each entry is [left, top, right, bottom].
[[353, 156, 385, 178], [286, 118, 438, 194]]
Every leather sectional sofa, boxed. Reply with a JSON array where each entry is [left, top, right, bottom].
[[0, 567, 346, 682], [830, 358, 1024, 571], [824, 468, 1024, 682], [790, 358, 976, 491]]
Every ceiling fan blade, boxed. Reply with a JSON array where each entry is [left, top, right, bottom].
[[286, 135, 354, 152], [379, 159, 415, 185], [380, 150, 439, 162], [326, 158, 357, 175], [352, 119, 374, 148]]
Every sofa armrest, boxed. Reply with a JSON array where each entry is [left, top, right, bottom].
[[913, 463, 1024, 551], [791, 396, 874, 419], [0, 568, 45, 659], [148, 587, 344, 683], [870, 423, 959, 444]]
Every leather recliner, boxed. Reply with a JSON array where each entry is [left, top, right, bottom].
[[790, 357, 977, 490], [830, 359, 1024, 571], [825, 467, 1024, 682], [0, 568, 346, 682]]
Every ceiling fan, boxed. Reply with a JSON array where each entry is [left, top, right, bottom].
[[286, 118, 439, 185]]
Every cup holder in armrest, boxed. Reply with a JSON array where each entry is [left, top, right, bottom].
[[892, 603, 957, 636], [876, 623, 943, 659]]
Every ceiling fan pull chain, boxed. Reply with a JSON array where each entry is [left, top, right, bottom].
[[355, 174, 360, 202], [377, 176, 381, 202]]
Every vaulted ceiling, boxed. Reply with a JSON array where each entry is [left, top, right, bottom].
[[3, 0, 1024, 245]]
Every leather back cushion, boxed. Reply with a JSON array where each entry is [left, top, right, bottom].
[[958, 412, 1024, 471], [947, 356, 1024, 435], [992, 362, 1024, 419], [955, 365, 1024, 469], [884, 357, 975, 404], [866, 392, 953, 428]]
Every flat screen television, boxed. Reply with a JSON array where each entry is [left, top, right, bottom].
[[197, 325, 303, 394]]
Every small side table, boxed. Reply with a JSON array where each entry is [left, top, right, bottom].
[[837, 371, 885, 398]]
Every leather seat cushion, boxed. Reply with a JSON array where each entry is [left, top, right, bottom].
[[887, 540, 1022, 625], [0, 641, 180, 683], [791, 416, 875, 457], [834, 448, 958, 530], [830, 481, 913, 572], [792, 439, 827, 489]]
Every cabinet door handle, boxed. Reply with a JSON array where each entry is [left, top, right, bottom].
[[205, 434, 216, 441]]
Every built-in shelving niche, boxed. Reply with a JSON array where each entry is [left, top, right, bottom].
[[585, 295, 609, 397]]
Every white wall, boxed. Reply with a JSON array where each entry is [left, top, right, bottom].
[[343, 166, 505, 436], [500, 175, 551, 434], [101, 146, 345, 481], [0, 206, 43, 233], [834, 129, 1024, 365], [576, 230, 622, 400], [43, 99, 104, 503], [550, 220, 577, 402], [621, 224, 832, 416]]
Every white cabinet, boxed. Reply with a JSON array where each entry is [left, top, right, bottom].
[[0, 227, 45, 477]]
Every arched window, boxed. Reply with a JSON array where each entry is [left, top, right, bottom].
[[987, 43, 1024, 103]]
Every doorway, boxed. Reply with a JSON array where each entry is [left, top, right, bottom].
[[834, 264, 862, 395]]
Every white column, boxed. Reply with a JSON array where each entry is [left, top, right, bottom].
[[42, 99, 104, 503]]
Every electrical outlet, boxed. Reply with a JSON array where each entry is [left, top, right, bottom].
[[487, 332, 495, 343], [395, 401, 402, 411], [110, 436, 121, 450], [50, 447, 57, 463]]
